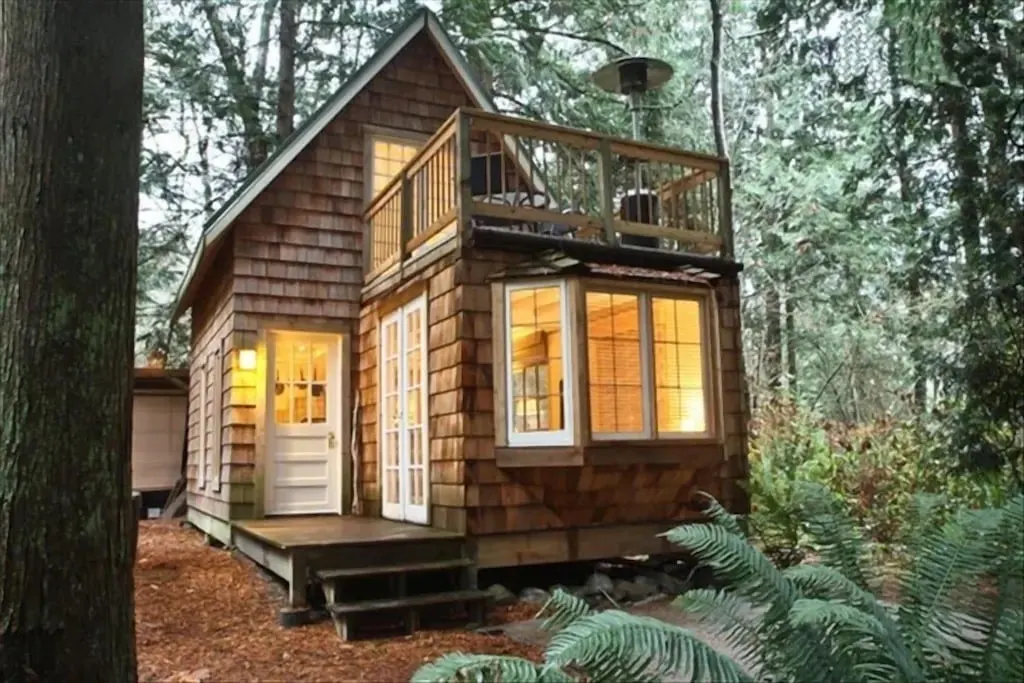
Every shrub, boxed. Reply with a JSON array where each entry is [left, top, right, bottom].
[[413, 489, 1024, 683], [748, 402, 1023, 559]]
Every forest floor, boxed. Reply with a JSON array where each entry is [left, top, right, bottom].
[[135, 521, 540, 682]]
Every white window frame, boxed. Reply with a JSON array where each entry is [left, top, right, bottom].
[[646, 293, 715, 441], [364, 128, 428, 207], [210, 349, 223, 492], [503, 279, 575, 447], [585, 290, 654, 441], [197, 355, 208, 489]]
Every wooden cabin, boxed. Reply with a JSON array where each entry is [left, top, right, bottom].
[[172, 8, 749, 635], [132, 367, 188, 513]]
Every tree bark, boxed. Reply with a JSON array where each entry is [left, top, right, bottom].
[[0, 1, 143, 681], [276, 0, 298, 140], [709, 0, 728, 158], [784, 286, 797, 394]]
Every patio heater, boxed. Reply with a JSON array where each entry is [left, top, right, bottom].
[[591, 56, 674, 246]]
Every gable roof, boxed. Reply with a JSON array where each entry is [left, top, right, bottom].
[[172, 8, 498, 319]]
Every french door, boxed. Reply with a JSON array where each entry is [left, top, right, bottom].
[[379, 295, 429, 524]]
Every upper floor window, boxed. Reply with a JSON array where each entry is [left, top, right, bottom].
[[367, 133, 423, 200], [496, 279, 716, 448]]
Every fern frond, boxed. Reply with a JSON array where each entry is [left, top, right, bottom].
[[795, 481, 872, 590], [898, 506, 1005, 675], [410, 653, 545, 683], [538, 588, 593, 631], [673, 588, 763, 666], [694, 491, 746, 537], [545, 610, 754, 683], [946, 495, 1024, 683], [663, 524, 797, 608], [789, 598, 889, 645], [902, 493, 948, 550]]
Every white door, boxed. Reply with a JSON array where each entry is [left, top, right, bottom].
[[266, 331, 343, 515], [379, 295, 429, 524]]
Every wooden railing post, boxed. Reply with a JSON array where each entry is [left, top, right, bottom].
[[398, 175, 411, 266], [597, 139, 615, 244], [363, 218, 373, 278], [718, 161, 734, 259], [455, 109, 472, 240]]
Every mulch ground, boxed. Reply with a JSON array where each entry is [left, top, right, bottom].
[[136, 521, 542, 682]]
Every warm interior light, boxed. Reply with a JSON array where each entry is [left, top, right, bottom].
[[238, 348, 257, 371]]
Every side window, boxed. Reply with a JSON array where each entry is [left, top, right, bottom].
[[651, 297, 707, 435], [504, 282, 573, 446]]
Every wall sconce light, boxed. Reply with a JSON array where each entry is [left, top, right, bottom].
[[238, 348, 257, 371]]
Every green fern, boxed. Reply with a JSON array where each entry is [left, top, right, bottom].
[[796, 481, 872, 590], [538, 589, 593, 631], [695, 491, 747, 537], [413, 493, 1023, 683], [546, 610, 753, 683], [410, 653, 545, 683]]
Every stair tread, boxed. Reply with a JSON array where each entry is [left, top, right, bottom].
[[316, 557, 473, 580], [328, 589, 489, 615]]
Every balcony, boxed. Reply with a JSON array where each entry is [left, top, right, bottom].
[[363, 107, 733, 280]]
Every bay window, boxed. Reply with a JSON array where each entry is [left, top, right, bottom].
[[495, 277, 717, 452], [504, 281, 573, 446]]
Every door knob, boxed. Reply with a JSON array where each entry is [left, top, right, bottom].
[[327, 431, 337, 448]]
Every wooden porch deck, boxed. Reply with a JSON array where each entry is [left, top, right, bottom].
[[233, 515, 462, 551], [230, 515, 480, 637]]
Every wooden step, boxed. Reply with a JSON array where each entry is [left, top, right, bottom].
[[315, 557, 472, 581], [329, 588, 488, 615], [328, 589, 488, 641]]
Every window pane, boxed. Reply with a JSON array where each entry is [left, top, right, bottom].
[[652, 297, 706, 433], [274, 382, 291, 424], [508, 286, 563, 433], [372, 138, 421, 195], [310, 383, 326, 423], [293, 382, 308, 424], [586, 292, 643, 435], [312, 342, 328, 381]]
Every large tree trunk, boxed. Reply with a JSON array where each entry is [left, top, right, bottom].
[[276, 0, 298, 140], [0, 1, 143, 680]]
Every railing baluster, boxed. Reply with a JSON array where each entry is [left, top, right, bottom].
[[597, 139, 614, 244]]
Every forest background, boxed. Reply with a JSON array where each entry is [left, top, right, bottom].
[[138, 0, 1022, 528]]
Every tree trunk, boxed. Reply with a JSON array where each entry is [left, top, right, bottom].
[[0, 1, 143, 681], [276, 0, 298, 140], [784, 285, 797, 395], [709, 0, 728, 158], [764, 282, 783, 390]]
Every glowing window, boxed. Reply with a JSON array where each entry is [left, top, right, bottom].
[[586, 292, 644, 437], [505, 282, 573, 445], [274, 337, 329, 425], [651, 298, 707, 435]]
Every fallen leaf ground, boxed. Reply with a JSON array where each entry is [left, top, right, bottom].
[[136, 521, 542, 682]]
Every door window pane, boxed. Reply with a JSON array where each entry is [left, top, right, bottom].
[[274, 335, 330, 425]]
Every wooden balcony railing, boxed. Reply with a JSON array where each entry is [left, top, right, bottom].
[[363, 108, 733, 279]]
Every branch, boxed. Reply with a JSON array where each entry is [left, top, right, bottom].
[[201, 0, 268, 168], [526, 23, 629, 55]]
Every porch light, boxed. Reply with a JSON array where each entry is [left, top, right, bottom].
[[238, 348, 257, 371]]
